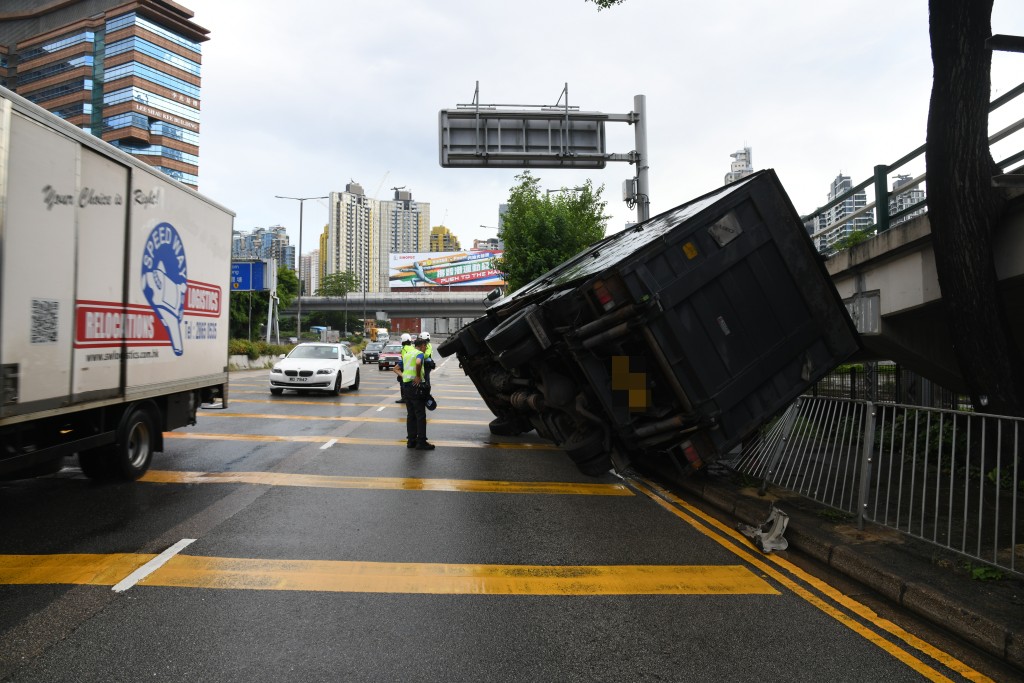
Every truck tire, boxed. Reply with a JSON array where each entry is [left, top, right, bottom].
[[497, 336, 542, 370], [79, 405, 158, 481], [485, 304, 537, 353], [488, 416, 530, 436], [110, 406, 158, 480], [562, 430, 613, 477]]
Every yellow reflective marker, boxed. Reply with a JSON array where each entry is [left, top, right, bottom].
[[141, 470, 632, 496]]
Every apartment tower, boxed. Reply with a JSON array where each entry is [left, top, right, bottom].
[[0, 0, 208, 187]]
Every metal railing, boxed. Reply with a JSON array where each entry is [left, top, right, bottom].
[[809, 362, 971, 411], [730, 397, 1022, 577], [801, 78, 1024, 254]]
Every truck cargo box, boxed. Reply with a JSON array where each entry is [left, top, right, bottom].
[[439, 170, 860, 475], [0, 85, 232, 480]]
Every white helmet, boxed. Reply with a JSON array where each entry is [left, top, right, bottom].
[[419, 331, 430, 340], [400, 333, 412, 343]]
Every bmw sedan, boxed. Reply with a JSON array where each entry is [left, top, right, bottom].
[[270, 343, 360, 395]]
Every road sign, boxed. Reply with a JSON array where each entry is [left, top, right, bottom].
[[230, 261, 267, 292], [439, 108, 607, 169]]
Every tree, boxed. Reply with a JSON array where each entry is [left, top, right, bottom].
[[495, 171, 608, 292], [228, 265, 301, 338], [316, 271, 359, 297], [925, 0, 1023, 416]]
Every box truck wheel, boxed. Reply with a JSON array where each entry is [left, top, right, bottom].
[[78, 405, 157, 480], [485, 304, 537, 352], [497, 336, 542, 370]]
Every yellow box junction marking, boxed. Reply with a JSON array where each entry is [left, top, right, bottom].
[[0, 554, 777, 596], [141, 470, 633, 496]]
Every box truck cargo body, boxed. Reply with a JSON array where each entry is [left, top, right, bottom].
[[438, 170, 860, 476], [0, 86, 233, 480]]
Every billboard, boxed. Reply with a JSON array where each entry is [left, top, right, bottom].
[[389, 250, 505, 288]]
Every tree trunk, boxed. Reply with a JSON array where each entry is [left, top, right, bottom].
[[926, 0, 1024, 416]]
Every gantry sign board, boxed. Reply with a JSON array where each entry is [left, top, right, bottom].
[[230, 260, 269, 292], [439, 108, 608, 169]]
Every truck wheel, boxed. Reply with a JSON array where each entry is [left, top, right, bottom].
[[270, 388, 284, 395], [111, 406, 158, 480], [488, 416, 530, 436], [349, 369, 360, 391], [497, 336, 542, 370], [562, 430, 613, 477], [485, 304, 537, 353]]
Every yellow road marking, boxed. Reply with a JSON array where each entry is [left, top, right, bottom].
[[0, 554, 777, 595], [164, 432, 560, 450], [0, 553, 156, 585], [141, 470, 632, 496], [200, 412, 489, 426], [230, 398, 491, 411], [235, 390, 483, 402], [630, 477, 991, 683]]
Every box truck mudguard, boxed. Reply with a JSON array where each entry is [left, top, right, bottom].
[[439, 170, 860, 476]]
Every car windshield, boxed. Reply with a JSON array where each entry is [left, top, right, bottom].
[[383, 345, 402, 354], [289, 345, 339, 360], [367, 343, 383, 352]]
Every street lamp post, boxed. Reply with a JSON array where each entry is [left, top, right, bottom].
[[275, 194, 327, 340]]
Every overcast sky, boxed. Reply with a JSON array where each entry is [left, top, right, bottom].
[[187, 0, 1024, 253]]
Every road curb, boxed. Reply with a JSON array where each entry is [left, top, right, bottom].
[[639, 461, 1023, 671]]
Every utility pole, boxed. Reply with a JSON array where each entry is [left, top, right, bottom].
[[275, 194, 327, 339]]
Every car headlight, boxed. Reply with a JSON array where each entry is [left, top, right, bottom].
[[316, 368, 334, 375], [271, 367, 283, 374]]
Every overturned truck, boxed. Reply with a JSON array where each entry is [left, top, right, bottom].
[[438, 170, 860, 475]]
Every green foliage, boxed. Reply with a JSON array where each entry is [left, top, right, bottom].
[[586, 0, 626, 9], [831, 228, 875, 252], [227, 338, 290, 360], [276, 266, 299, 311], [495, 171, 608, 293], [963, 561, 1004, 581], [228, 266, 301, 340], [317, 271, 359, 297]]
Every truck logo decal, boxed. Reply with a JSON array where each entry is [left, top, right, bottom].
[[141, 222, 188, 356]]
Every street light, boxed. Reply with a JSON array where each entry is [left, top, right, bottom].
[[545, 186, 585, 195], [275, 194, 328, 339]]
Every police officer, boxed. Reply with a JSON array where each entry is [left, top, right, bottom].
[[419, 331, 435, 383], [394, 335, 433, 450], [394, 333, 413, 403]]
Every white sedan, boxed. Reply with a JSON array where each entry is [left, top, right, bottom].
[[269, 343, 360, 395]]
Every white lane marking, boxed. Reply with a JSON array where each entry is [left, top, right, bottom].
[[112, 538, 196, 593], [321, 439, 337, 450], [376, 407, 385, 412]]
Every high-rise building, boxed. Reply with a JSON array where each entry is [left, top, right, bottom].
[[724, 147, 754, 185], [815, 173, 874, 253], [232, 226, 294, 272], [429, 225, 461, 252], [888, 174, 927, 227], [301, 249, 320, 297], [0, 0, 208, 188], [326, 183, 430, 293]]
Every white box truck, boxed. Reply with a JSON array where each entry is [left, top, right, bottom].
[[0, 86, 233, 480]]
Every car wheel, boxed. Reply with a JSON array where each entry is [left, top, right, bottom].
[[270, 388, 284, 395], [333, 374, 343, 396], [349, 369, 360, 391]]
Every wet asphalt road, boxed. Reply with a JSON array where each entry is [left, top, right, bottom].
[[0, 357, 1000, 682]]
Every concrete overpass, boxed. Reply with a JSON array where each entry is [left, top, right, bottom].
[[826, 192, 1024, 392]]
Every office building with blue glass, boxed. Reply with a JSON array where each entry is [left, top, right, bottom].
[[0, 0, 207, 188]]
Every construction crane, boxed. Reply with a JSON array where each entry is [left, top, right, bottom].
[[372, 171, 390, 200]]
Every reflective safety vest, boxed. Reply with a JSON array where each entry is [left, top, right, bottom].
[[401, 345, 421, 383], [425, 342, 433, 360]]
